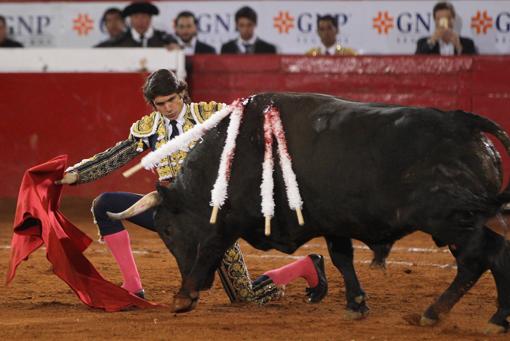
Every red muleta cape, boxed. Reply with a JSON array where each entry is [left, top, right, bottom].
[[6, 155, 157, 311]]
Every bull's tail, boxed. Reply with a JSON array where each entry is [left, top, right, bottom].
[[456, 110, 510, 203]]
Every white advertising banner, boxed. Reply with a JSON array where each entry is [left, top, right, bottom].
[[0, 1, 509, 54], [0, 48, 186, 77]]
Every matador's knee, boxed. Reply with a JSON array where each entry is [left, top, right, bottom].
[[217, 241, 282, 304]]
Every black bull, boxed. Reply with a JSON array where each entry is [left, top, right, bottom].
[[153, 93, 510, 331]]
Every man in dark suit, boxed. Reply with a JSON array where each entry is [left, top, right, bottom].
[[95, 8, 126, 48], [109, 1, 176, 48], [221, 6, 276, 54], [0, 15, 23, 48], [171, 11, 215, 55], [416, 2, 476, 55]]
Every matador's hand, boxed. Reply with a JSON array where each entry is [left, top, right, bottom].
[[55, 172, 78, 185]]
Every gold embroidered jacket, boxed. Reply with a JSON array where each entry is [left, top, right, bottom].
[[67, 101, 223, 184]]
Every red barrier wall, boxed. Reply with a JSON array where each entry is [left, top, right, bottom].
[[2, 56, 510, 198], [0, 72, 155, 198]]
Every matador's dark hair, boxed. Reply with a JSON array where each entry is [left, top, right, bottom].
[[142, 69, 190, 106]]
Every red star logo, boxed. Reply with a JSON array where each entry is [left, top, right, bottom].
[[471, 10, 493, 34], [273, 11, 295, 34], [373, 11, 394, 34], [73, 13, 94, 36]]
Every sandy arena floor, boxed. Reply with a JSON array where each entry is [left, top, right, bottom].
[[0, 198, 507, 340]]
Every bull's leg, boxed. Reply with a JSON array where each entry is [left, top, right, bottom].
[[368, 242, 394, 270], [489, 268, 510, 334], [485, 228, 510, 334], [172, 236, 233, 313], [421, 230, 488, 326], [326, 236, 369, 319]]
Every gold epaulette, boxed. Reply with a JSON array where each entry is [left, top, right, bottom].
[[130, 111, 161, 138], [193, 101, 224, 123], [334, 45, 357, 56], [305, 47, 321, 56]]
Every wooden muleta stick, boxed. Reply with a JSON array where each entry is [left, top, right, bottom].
[[122, 163, 143, 178]]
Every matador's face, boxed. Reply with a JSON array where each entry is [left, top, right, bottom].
[[153, 93, 184, 120]]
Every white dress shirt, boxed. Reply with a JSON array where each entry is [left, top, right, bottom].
[[177, 36, 197, 56], [131, 27, 155, 47], [439, 39, 455, 56], [237, 35, 257, 53], [162, 103, 187, 138]]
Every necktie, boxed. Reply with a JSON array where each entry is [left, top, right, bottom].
[[170, 120, 180, 139], [140, 34, 146, 47], [243, 43, 253, 54]]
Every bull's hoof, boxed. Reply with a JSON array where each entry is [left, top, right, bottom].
[[484, 323, 506, 335], [369, 260, 387, 271], [402, 313, 421, 326], [419, 315, 439, 327], [402, 313, 438, 327], [344, 308, 369, 320], [171, 293, 199, 313]]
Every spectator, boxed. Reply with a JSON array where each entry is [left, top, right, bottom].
[[112, 1, 176, 48], [169, 11, 215, 55], [0, 15, 23, 48], [221, 6, 276, 54], [95, 8, 126, 47], [416, 1, 476, 55], [306, 15, 356, 56]]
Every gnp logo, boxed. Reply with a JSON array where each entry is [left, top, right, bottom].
[[6, 15, 52, 46], [373, 11, 432, 35], [273, 11, 294, 34], [72, 13, 94, 36], [471, 11, 493, 34], [272, 11, 349, 34], [373, 11, 394, 34], [195, 11, 348, 35], [471, 10, 510, 34]]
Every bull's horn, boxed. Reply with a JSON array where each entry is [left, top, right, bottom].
[[486, 213, 510, 240], [107, 191, 161, 220]]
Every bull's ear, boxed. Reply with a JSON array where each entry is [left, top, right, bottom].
[[156, 185, 180, 211]]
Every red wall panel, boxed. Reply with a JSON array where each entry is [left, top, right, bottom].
[[2, 55, 510, 198], [0, 72, 156, 198]]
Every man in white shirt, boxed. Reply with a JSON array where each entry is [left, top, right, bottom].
[[416, 1, 476, 55], [110, 1, 176, 48], [169, 11, 216, 55], [220, 6, 276, 54], [306, 15, 356, 56]]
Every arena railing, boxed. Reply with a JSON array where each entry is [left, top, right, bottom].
[[0, 48, 186, 79]]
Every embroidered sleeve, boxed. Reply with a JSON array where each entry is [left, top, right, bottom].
[[66, 137, 143, 184]]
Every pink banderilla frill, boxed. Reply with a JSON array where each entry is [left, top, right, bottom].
[[260, 105, 304, 235]]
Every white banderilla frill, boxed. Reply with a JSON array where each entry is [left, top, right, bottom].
[[209, 100, 245, 223]]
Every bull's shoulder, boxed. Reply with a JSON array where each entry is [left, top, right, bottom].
[[130, 111, 161, 138], [191, 101, 225, 123]]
